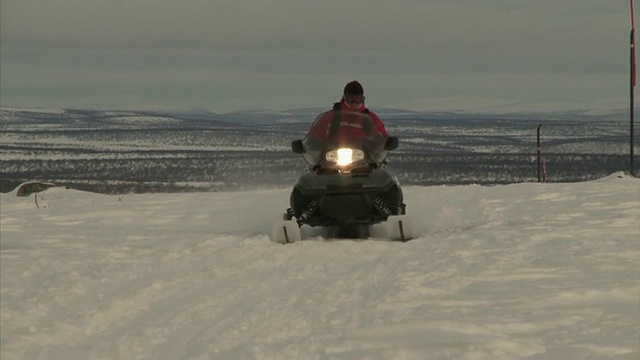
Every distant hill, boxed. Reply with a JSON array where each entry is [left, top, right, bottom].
[[1, 107, 636, 193]]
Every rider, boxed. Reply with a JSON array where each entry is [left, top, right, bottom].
[[290, 81, 404, 223], [307, 81, 389, 142]]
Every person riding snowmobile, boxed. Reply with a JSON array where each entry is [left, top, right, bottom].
[[281, 81, 405, 240]]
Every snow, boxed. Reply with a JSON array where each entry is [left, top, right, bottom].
[[1, 173, 639, 360]]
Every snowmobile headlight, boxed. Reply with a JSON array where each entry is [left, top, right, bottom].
[[325, 148, 365, 166]]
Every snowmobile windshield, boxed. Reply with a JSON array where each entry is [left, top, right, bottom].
[[302, 110, 389, 166]]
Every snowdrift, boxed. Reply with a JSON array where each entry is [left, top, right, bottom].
[[1, 174, 638, 359]]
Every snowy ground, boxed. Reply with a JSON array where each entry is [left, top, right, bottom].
[[1, 173, 639, 360]]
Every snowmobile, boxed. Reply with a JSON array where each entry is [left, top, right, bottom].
[[271, 110, 414, 243]]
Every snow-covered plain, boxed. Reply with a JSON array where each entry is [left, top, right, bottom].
[[1, 174, 639, 360]]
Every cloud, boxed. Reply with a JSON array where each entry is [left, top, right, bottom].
[[2, 1, 627, 50], [0, 0, 632, 112]]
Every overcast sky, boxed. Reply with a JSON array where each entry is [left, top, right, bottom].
[[0, 0, 633, 113]]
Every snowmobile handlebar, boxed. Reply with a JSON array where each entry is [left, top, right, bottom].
[[291, 137, 398, 154]]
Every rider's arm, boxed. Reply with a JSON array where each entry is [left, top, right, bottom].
[[369, 112, 389, 137], [307, 112, 333, 139]]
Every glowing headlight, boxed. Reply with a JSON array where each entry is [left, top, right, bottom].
[[325, 148, 365, 166]]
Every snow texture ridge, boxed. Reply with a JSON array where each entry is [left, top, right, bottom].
[[1, 174, 639, 359]]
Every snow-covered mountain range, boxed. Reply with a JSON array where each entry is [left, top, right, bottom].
[[1, 107, 635, 194]]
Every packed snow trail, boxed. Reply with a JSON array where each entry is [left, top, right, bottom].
[[1, 174, 638, 359]]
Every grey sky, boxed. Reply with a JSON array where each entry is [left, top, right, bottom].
[[0, 0, 632, 113]]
